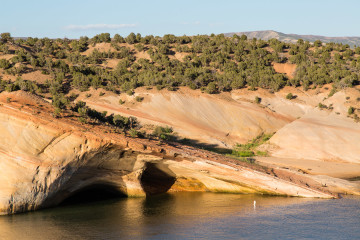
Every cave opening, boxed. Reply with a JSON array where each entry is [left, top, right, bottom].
[[140, 162, 176, 196], [60, 184, 126, 206]]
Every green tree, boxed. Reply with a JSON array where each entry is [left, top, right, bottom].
[[152, 126, 174, 140], [113, 34, 125, 43], [240, 34, 247, 41], [206, 82, 217, 94], [0, 59, 11, 69], [126, 32, 137, 44], [314, 40, 322, 47], [0, 32, 12, 43]]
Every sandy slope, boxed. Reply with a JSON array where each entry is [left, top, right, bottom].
[[79, 87, 291, 147], [77, 86, 360, 180], [269, 110, 360, 164]]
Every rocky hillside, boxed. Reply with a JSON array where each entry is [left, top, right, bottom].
[[3, 90, 355, 215], [224, 30, 360, 47], [75, 84, 360, 179], [1, 33, 360, 215]]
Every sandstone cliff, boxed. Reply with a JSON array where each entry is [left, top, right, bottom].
[[0, 91, 339, 215], [74, 86, 360, 177]]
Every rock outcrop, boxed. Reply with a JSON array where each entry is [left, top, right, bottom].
[[0, 91, 335, 215]]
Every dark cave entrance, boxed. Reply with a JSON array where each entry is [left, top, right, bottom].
[[58, 162, 176, 206], [60, 184, 126, 206], [140, 162, 176, 196]]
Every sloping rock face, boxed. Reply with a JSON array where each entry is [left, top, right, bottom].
[[0, 91, 333, 215], [231, 87, 360, 176], [81, 86, 360, 170], [79, 88, 292, 147], [269, 111, 360, 163]]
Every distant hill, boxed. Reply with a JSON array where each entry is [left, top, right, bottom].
[[224, 30, 360, 47]]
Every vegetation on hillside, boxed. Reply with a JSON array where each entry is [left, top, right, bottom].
[[0, 32, 359, 101], [0, 32, 359, 139], [231, 133, 274, 158]]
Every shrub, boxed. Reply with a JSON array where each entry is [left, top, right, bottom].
[[126, 89, 134, 96], [113, 114, 127, 128], [232, 150, 255, 157], [129, 128, 139, 138], [135, 96, 144, 102], [6, 97, 11, 103], [328, 88, 337, 97], [255, 96, 261, 104], [78, 117, 87, 124], [77, 107, 88, 118], [152, 126, 174, 140], [354, 114, 360, 122], [206, 82, 217, 94], [119, 99, 125, 104], [99, 92, 105, 96], [348, 106, 355, 115], [52, 94, 69, 109], [232, 133, 274, 158], [256, 150, 268, 157], [0, 59, 11, 69], [69, 93, 79, 101], [53, 108, 61, 118], [286, 93, 293, 100], [156, 85, 164, 90], [318, 103, 328, 109]]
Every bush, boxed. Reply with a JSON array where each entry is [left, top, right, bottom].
[[156, 85, 164, 90], [318, 103, 328, 109], [286, 93, 293, 100], [232, 150, 255, 157], [53, 108, 61, 118], [135, 96, 144, 102], [78, 117, 87, 124], [328, 88, 337, 97], [129, 128, 139, 138], [152, 126, 174, 140], [126, 89, 134, 96], [0, 59, 11, 69], [206, 82, 217, 94], [231, 133, 274, 158], [255, 96, 261, 104], [348, 106, 355, 115], [113, 114, 128, 128], [52, 94, 69, 109], [119, 99, 125, 104]]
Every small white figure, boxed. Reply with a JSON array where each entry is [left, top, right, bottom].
[[253, 200, 256, 209]]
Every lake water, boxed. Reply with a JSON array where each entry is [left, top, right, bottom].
[[0, 193, 359, 240]]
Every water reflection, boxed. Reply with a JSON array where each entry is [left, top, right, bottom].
[[0, 193, 359, 240]]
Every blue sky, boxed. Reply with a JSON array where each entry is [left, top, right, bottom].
[[1, 0, 359, 38]]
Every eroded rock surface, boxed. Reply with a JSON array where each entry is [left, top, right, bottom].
[[0, 91, 335, 215]]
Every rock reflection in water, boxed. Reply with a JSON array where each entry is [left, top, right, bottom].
[[0, 193, 359, 240]]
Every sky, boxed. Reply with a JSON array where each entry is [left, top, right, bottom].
[[1, 0, 359, 38]]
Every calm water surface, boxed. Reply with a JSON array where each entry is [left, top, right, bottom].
[[0, 193, 359, 240]]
